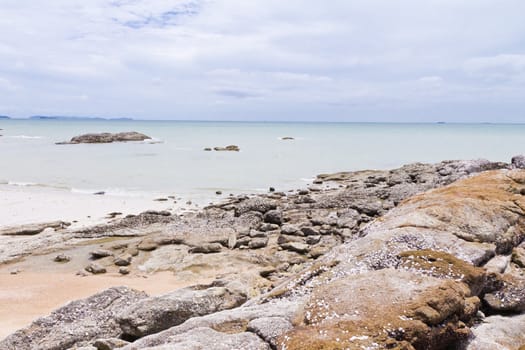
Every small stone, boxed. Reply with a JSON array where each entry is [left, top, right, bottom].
[[93, 338, 130, 350], [269, 187, 275, 192], [263, 210, 283, 225], [93, 191, 105, 195], [189, 243, 222, 254], [90, 249, 113, 259], [119, 267, 130, 275], [9, 269, 20, 275], [280, 242, 310, 254], [54, 254, 71, 263], [154, 198, 168, 202], [249, 237, 269, 249], [216, 191, 223, 195], [85, 263, 107, 274], [203, 147, 212, 151], [114, 254, 132, 266]]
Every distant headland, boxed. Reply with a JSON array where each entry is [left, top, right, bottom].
[[0, 115, 11, 120], [29, 116, 133, 121]]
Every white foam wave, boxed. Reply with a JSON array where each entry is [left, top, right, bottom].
[[9, 135, 43, 139]]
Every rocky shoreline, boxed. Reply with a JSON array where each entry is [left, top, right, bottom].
[[1, 158, 525, 349]]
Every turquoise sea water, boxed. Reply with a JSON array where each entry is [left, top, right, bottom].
[[1, 120, 524, 200]]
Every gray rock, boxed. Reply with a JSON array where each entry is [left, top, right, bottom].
[[90, 249, 114, 259], [117, 283, 247, 338], [0, 287, 147, 350], [213, 145, 240, 151], [235, 198, 277, 216], [93, 338, 129, 350], [300, 226, 320, 236], [259, 223, 279, 232], [281, 224, 302, 236], [465, 314, 525, 350], [280, 242, 310, 254], [512, 154, 525, 169], [189, 243, 222, 254], [134, 327, 269, 350], [113, 253, 132, 266], [85, 263, 107, 274], [54, 254, 71, 262], [263, 210, 282, 225], [249, 237, 269, 249]]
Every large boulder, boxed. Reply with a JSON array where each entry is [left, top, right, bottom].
[[117, 281, 248, 338], [0, 287, 147, 350]]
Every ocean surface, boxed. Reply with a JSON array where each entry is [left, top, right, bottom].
[[1, 119, 525, 202]]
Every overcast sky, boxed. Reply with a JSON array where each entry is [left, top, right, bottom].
[[1, 0, 524, 121]]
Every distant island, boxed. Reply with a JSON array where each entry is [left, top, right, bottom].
[[0, 115, 10, 119], [29, 116, 133, 121]]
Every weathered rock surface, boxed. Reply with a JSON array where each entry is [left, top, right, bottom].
[[465, 314, 525, 350], [117, 281, 248, 338], [0, 287, 147, 350], [56, 132, 151, 145]]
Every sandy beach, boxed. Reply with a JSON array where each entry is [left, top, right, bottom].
[[0, 271, 213, 339]]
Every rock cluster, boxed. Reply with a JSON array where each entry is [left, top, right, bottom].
[[56, 132, 151, 144], [2, 158, 525, 349]]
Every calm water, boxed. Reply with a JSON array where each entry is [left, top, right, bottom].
[[1, 120, 524, 200]]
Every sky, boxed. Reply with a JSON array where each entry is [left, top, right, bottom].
[[0, 1, 525, 122]]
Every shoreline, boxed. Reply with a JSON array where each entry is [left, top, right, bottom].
[[1, 157, 524, 349]]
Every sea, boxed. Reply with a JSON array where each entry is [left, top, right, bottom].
[[1, 119, 525, 203]]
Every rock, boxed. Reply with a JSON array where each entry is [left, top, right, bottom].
[[113, 253, 132, 266], [247, 317, 293, 348], [0, 287, 147, 350], [263, 209, 282, 225], [54, 254, 71, 262], [512, 247, 525, 268], [281, 224, 301, 236], [484, 255, 511, 273], [235, 198, 277, 216], [119, 267, 130, 275], [56, 132, 151, 144], [213, 145, 240, 151], [512, 155, 525, 169], [465, 314, 525, 350], [93, 338, 130, 350], [300, 226, 320, 236], [94, 191, 105, 195], [215, 190, 222, 195], [281, 136, 294, 140], [189, 243, 223, 254], [259, 223, 279, 232], [249, 237, 269, 249], [85, 263, 107, 274], [203, 147, 212, 151], [117, 282, 247, 338], [90, 249, 114, 259], [0, 221, 70, 235], [269, 187, 275, 192], [154, 198, 168, 202], [130, 327, 269, 350], [280, 242, 310, 254]]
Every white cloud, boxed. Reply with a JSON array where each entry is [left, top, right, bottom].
[[0, 0, 525, 121]]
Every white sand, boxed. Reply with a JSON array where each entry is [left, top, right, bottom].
[[0, 184, 197, 229]]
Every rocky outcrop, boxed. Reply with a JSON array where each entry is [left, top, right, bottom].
[[56, 132, 151, 144], [0, 287, 147, 350], [213, 145, 240, 151], [3, 159, 525, 349]]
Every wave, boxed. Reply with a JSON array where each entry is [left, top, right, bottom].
[[6, 181, 70, 190], [140, 138, 163, 144], [8, 135, 43, 139]]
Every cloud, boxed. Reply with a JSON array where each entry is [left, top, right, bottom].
[[0, 0, 524, 121]]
